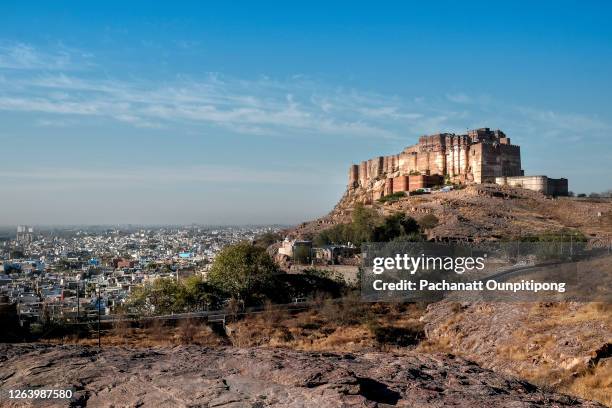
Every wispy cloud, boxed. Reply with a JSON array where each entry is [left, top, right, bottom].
[[0, 41, 609, 146], [0, 163, 344, 187], [0, 42, 92, 71], [0, 71, 406, 136], [0, 42, 462, 139], [446, 93, 472, 104]]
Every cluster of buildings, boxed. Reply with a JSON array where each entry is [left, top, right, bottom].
[[348, 128, 568, 198], [0, 225, 280, 325], [277, 238, 359, 266]]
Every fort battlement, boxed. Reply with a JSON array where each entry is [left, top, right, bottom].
[[348, 128, 525, 199]]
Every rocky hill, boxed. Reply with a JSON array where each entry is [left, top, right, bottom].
[[0, 343, 605, 407], [277, 184, 612, 406], [289, 184, 612, 242], [421, 300, 612, 405]]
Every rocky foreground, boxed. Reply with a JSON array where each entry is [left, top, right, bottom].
[[0, 344, 604, 407]]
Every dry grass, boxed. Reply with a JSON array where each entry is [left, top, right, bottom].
[[54, 318, 226, 348], [498, 303, 611, 406], [423, 301, 612, 407], [223, 301, 427, 352], [567, 360, 612, 407], [111, 314, 132, 346]]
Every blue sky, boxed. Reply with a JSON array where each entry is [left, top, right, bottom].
[[1, 1, 611, 225]]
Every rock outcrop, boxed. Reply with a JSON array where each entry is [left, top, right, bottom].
[[421, 301, 612, 405], [0, 343, 604, 407]]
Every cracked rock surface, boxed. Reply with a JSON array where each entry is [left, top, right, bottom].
[[0, 343, 604, 407]]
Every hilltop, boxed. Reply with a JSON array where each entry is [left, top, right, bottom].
[[289, 184, 612, 242]]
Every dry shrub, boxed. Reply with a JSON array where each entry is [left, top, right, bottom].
[[312, 291, 331, 307], [178, 318, 198, 344], [567, 360, 612, 407], [112, 314, 132, 345], [225, 298, 243, 320], [228, 322, 261, 347], [296, 325, 374, 351], [319, 294, 368, 326], [262, 300, 288, 327], [416, 337, 452, 353], [319, 299, 339, 322], [147, 318, 167, 343], [370, 323, 424, 348], [298, 320, 323, 330], [268, 326, 294, 346]]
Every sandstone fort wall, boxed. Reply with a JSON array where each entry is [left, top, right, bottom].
[[348, 128, 523, 191]]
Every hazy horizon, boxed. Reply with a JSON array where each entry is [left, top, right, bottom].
[[2, 1, 611, 225]]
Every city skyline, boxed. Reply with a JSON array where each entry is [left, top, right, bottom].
[[1, 1, 611, 225]]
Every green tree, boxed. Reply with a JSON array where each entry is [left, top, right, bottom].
[[182, 275, 225, 310], [372, 213, 420, 242], [253, 231, 283, 248], [351, 203, 380, 245], [292, 245, 311, 264], [315, 208, 420, 246], [128, 278, 185, 315], [207, 242, 279, 302], [313, 223, 351, 246], [126, 275, 226, 315]]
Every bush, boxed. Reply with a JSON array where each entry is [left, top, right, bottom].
[[253, 231, 283, 248], [418, 214, 439, 230], [314, 207, 420, 246], [178, 318, 198, 343], [302, 268, 343, 282], [313, 223, 352, 246], [372, 213, 420, 242], [378, 192, 406, 203], [127, 278, 186, 315], [391, 232, 423, 242], [319, 294, 369, 326], [313, 203, 380, 247], [519, 229, 587, 243], [267, 273, 345, 303], [370, 324, 424, 346]]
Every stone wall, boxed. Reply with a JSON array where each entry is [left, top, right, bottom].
[[473, 143, 523, 183], [495, 176, 568, 196], [348, 128, 523, 189]]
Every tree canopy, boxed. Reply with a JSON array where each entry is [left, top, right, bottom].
[[206, 242, 279, 302], [126, 275, 225, 315], [315, 204, 422, 246]]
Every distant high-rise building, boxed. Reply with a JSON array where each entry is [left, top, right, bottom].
[[16, 225, 34, 244]]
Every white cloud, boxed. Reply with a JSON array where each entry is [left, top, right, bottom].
[[515, 107, 610, 133], [0, 41, 609, 147], [446, 93, 472, 104], [0, 42, 91, 70]]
